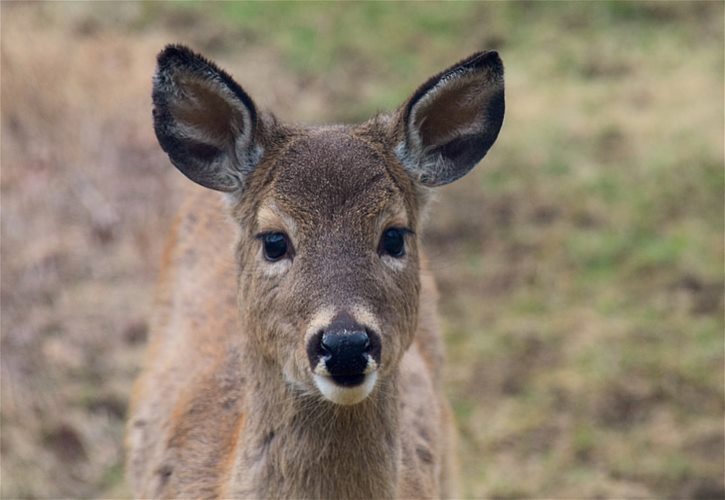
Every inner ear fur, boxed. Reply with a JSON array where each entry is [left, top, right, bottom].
[[152, 44, 260, 192], [397, 51, 505, 187], [170, 77, 246, 146]]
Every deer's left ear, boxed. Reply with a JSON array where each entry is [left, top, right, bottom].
[[152, 44, 262, 193], [395, 51, 505, 187]]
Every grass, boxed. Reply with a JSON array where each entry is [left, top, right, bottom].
[[1, 1, 723, 498]]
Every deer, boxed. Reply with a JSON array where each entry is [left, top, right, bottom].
[[126, 44, 504, 499]]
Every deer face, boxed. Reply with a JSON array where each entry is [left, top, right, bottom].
[[151, 45, 504, 405], [233, 130, 422, 404]]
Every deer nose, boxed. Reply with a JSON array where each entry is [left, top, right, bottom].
[[306, 312, 382, 387], [320, 330, 370, 378]]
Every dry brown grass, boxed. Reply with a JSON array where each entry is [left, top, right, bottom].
[[2, 4, 173, 496]]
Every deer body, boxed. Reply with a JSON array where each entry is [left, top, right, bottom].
[[127, 46, 504, 499]]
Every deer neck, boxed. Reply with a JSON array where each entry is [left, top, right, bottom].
[[230, 349, 401, 499]]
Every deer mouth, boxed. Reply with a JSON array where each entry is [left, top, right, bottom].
[[312, 371, 378, 406], [309, 350, 380, 404], [330, 373, 367, 387]]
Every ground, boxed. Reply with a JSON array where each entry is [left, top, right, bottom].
[[1, 2, 723, 498]]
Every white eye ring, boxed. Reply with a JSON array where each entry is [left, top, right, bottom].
[[381, 253, 407, 271], [259, 249, 291, 276]]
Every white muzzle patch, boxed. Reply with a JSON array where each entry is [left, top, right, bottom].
[[313, 371, 378, 406]]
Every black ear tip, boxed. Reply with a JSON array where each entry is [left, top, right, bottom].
[[482, 50, 502, 66], [156, 44, 202, 69], [465, 50, 504, 76]]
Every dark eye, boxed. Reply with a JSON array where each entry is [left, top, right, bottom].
[[260, 232, 289, 262], [380, 228, 406, 258]]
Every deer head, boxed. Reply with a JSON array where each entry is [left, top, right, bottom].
[[151, 45, 504, 405]]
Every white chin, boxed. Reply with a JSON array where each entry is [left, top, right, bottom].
[[313, 372, 378, 405]]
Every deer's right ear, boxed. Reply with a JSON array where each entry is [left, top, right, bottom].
[[395, 51, 505, 187], [152, 45, 261, 192]]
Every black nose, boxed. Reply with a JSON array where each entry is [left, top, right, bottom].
[[320, 330, 370, 377], [306, 312, 382, 386]]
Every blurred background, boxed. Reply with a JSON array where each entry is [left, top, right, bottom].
[[1, 2, 723, 498]]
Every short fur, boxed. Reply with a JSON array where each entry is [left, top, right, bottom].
[[127, 45, 504, 499]]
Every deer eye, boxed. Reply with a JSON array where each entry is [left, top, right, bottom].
[[259, 232, 289, 262], [380, 228, 407, 258]]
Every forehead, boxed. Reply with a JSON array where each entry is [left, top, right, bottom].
[[269, 130, 403, 221]]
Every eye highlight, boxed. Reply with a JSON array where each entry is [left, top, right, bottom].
[[258, 232, 290, 262], [379, 228, 410, 258]]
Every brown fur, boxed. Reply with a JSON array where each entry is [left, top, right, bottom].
[[127, 45, 504, 499]]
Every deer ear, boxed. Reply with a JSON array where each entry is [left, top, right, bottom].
[[395, 51, 505, 187], [152, 45, 261, 192]]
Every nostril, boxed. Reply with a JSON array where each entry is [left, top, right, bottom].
[[320, 333, 334, 354], [317, 331, 331, 358], [307, 330, 329, 370]]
